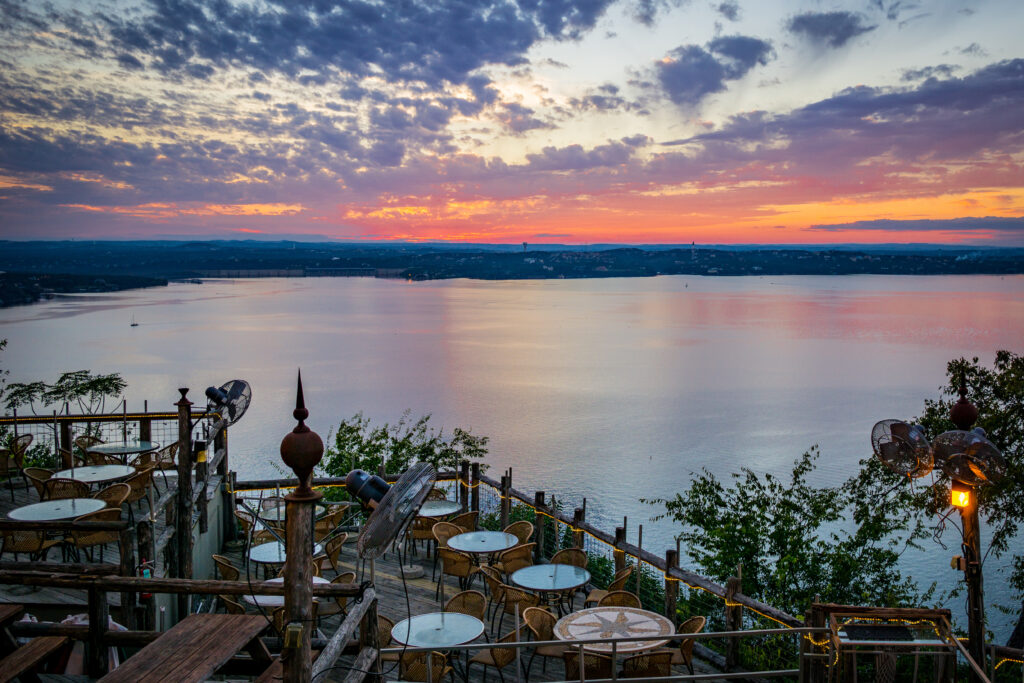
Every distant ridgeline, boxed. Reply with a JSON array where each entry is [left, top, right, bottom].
[[0, 241, 1022, 294]]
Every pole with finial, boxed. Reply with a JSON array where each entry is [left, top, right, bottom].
[[279, 370, 324, 683], [950, 370, 986, 680]]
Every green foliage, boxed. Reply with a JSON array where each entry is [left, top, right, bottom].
[[319, 410, 488, 477], [648, 446, 930, 619], [4, 369, 127, 414]]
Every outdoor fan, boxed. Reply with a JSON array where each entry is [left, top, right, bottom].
[[349, 462, 436, 560], [871, 419, 933, 478], [205, 379, 252, 440], [932, 428, 1006, 486]]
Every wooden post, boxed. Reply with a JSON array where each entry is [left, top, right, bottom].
[[139, 414, 151, 443], [470, 462, 480, 513], [175, 388, 194, 619], [614, 527, 626, 573], [195, 440, 209, 535], [282, 494, 317, 682], [665, 549, 679, 626], [805, 603, 827, 683], [87, 587, 109, 678], [499, 475, 510, 529], [534, 491, 545, 562], [459, 460, 469, 512], [59, 419, 72, 464], [224, 470, 238, 542], [137, 520, 156, 630], [360, 597, 381, 682], [572, 508, 584, 548], [119, 525, 138, 630], [725, 571, 743, 671]]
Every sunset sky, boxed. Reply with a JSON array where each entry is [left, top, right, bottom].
[[1, 0, 1023, 245]]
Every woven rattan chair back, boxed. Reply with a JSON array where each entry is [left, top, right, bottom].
[[70, 508, 121, 555], [563, 650, 613, 679], [124, 468, 153, 505], [377, 615, 395, 649], [503, 520, 534, 545], [10, 434, 33, 463], [331, 571, 357, 612], [444, 590, 486, 621], [213, 554, 241, 581], [597, 590, 641, 608], [431, 521, 462, 549], [675, 615, 707, 673], [497, 542, 535, 576], [220, 595, 246, 614], [86, 452, 122, 466], [24, 468, 54, 498], [448, 511, 478, 533], [43, 477, 90, 501], [234, 509, 255, 537], [1, 529, 59, 558], [400, 651, 451, 683], [93, 483, 130, 509], [609, 566, 634, 591], [551, 548, 588, 568], [74, 435, 103, 452], [622, 651, 673, 678], [426, 488, 449, 501], [322, 532, 348, 574], [523, 606, 556, 641]]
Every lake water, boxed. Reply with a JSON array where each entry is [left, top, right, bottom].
[[2, 274, 1022, 637]]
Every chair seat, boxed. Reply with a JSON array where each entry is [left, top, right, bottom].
[[584, 588, 608, 605], [469, 649, 503, 667]]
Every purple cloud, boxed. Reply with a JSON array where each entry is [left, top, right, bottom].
[[787, 11, 877, 48]]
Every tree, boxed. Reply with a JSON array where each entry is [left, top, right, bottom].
[[4, 369, 126, 414], [649, 446, 930, 617], [319, 410, 488, 478]]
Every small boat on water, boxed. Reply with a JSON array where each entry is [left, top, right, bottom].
[[130, 315, 139, 327]]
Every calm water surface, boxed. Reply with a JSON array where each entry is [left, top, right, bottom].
[[2, 274, 1022, 635]]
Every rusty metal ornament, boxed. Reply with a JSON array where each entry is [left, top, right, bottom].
[[280, 370, 323, 501]]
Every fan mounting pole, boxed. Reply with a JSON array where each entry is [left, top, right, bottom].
[[279, 370, 324, 683]]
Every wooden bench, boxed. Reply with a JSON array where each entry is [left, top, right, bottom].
[[0, 636, 70, 683]]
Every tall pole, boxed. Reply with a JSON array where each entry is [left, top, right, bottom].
[[279, 371, 324, 683]]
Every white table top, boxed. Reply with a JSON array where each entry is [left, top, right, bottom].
[[419, 500, 461, 518], [512, 564, 591, 592], [9, 498, 106, 521], [242, 576, 330, 606], [248, 541, 324, 565], [447, 531, 518, 555], [554, 606, 674, 654], [89, 441, 159, 456], [54, 465, 136, 484], [392, 612, 484, 648]]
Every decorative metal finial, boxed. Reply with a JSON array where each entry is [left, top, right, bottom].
[[280, 370, 323, 501], [949, 366, 978, 431]]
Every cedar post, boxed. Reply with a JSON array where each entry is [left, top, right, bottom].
[[572, 508, 584, 548], [360, 597, 381, 682], [725, 570, 743, 671], [175, 388, 194, 620], [196, 440, 209, 534], [470, 462, 480, 513], [665, 549, 679, 626], [614, 527, 626, 573], [87, 587, 109, 678], [137, 519, 156, 630], [224, 470, 238, 542], [459, 460, 469, 512], [119, 525, 138, 630], [534, 491, 545, 562], [139, 414, 151, 442], [59, 420, 72, 465], [279, 372, 324, 683], [499, 475, 510, 529], [805, 603, 827, 683]]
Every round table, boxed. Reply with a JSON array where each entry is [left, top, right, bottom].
[[243, 576, 330, 607], [392, 612, 484, 648], [447, 531, 518, 556], [512, 564, 591, 615], [419, 500, 461, 518], [260, 504, 327, 523], [248, 541, 324, 566], [88, 441, 160, 463], [554, 606, 675, 654], [8, 498, 106, 521], [54, 465, 136, 485]]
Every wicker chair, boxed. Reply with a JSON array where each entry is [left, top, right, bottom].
[[86, 452, 122, 466], [213, 554, 241, 581], [313, 515, 337, 543], [149, 442, 178, 489], [449, 511, 478, 533], [24, 467, 54, 499], [220, 594, 246, 614], [57, 447, 87, 468], [667, 615, 706, 674], [503, 520, 534, 545], [523, 607, 563, 679], [74, 435, 103, 452], [276, 558, 322, 579], [1, 449, 17, 502], [0, 529, 61, 561], [426, 488, 449, 501], [621, 651, 673, 678], [321, 532, 348, 574], [584, 566, 634, 606], [492, 543, 535, 579], [551, 548, 588, 568], [92, 483, 130, 509], [123, 467, 154, 521], [563, 649, 614, 680], [42, 478, 90, 501], [477, 565, 507, 630], [444, 590, 486, 622], [468, 628, 526, 683], [496, 584, 540, 635], [597, 590, 641, 608], [377, 615, 399, 664], [4, 434, 33, 499], [400, 651, 453, 683], [68, 508, 121, 562], [431, 521, 463, 581], [435, 548, 477, 601], [317, 571, 357, 624], [407, 515, 437, 557]]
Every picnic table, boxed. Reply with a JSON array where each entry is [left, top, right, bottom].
[[99, 614, 271, 682]]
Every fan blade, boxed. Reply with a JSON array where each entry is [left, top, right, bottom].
[[933, 430, 1004, 485], [871, 419, 931, 478]]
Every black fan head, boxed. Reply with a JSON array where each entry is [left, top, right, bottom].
[[206, 380, 251, 440], [357, 462, 436, 560], [933, 430, 1006, 485], [871, 419, 933, 478]]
